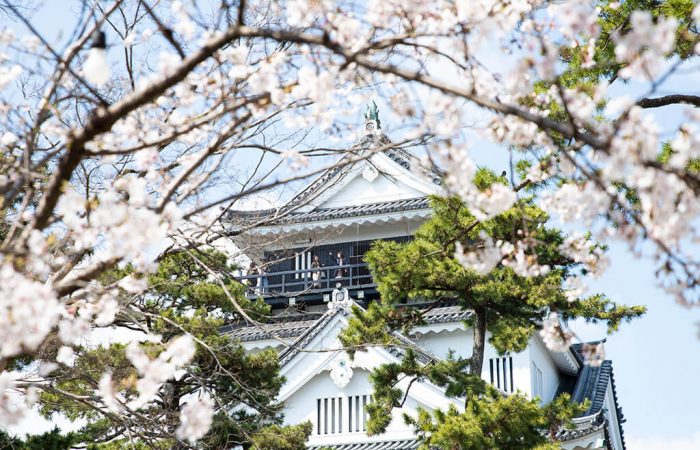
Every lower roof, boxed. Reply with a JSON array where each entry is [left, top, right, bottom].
[[223, 302, 471, 343], [308, 439, 420, 450], [567, 343, 626, 449], [225, 197, 432, 229]]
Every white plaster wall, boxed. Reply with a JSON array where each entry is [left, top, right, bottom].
[[528, 336, 561, 403], [413, 328, 473, 359], [254, 321, 564, 409], [285, 369, 418, 447], [413, 328, 533, 396], [603, 381, 624, 450]]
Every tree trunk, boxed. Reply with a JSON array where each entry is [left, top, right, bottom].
[[470, 307, 487, 376]]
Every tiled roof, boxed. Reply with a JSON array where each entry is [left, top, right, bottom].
[[222, 314, 323, 342], [559, 342, 626, 449], [291, 135, 442, 208], [266, 302, 443, 367], [418, 304, 470, 324], [278, 306, 343, 366], [308, 439, 420, 450], [225, 303, 470, 343], [556, 410, 607, 443], [386, 328, 440, 365], [384, 147, 444, 185], [225, 197, 432, 227]]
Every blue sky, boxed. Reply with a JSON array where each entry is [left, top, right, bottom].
[[10, 1, 700, 447]]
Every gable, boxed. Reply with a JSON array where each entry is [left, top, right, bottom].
[[292, 148, 441, 213], [318, 170, 427, 208], [278, 304, 457, 447], [278, 305, 450, 408]]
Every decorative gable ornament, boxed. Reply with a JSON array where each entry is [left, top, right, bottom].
[[365, 119, 379, 134], [364, 100, 381, 135], [329, 353, 353, 388], [329, 284, 351, 309], [362, 165, 379, 182]]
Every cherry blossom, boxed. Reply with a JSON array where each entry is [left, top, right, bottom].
[[613, 12, 679, 79], [563, 276, 588, 303], [83, 46, 110, 86], [581, 342, 605, 367], [501, 241, 551, 277], [98, 372, 124, 413], [56, 346, 76, 366], [0, 64, 21, 90], [176, 393, 215, 443], [560, 234, 608, 278], [549, 2, 600, 42], [0, 264, 60, 358], [125, 335, 196, 409], [454, 237, 502, 276], [0, 373, 29, 427], [540, 312, 575, 353]]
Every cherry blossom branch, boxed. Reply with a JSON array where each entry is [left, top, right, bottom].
[[23, 21, 256, 237], [231, 26, 608, 149], [636, 94, 700, 109]]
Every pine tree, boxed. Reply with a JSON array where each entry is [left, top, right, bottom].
[[31, 250, 310, 449], [340, 169, 645, 448]]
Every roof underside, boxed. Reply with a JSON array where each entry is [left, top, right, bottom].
[[225, 197, 431, 227]]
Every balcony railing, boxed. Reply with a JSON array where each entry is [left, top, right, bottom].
[[237, 263, 375, 298]]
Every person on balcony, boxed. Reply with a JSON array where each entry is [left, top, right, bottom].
[[247, 262, 259, 290], [311, 255, 322, 288], [332, 251, 347, 283]]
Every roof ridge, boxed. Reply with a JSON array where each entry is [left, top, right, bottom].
[[567, 353, 626, 450], [277, 301, 443, 368], [278, 306, 345, 366]]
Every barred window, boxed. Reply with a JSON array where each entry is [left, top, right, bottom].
[[489, 356, 514, 393], [316, 394, 371, 435]]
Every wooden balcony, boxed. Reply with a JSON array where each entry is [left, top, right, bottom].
[[236, 263, 378, 306]]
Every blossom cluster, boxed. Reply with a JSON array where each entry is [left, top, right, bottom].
[[454, 237, 551, 278], [123, 335, 197, 410], [0, 373, 29, 427], [176, 393, 216, 443], [581, 342, 606, 367], [540, 312, 575, 353], [613, 11, 679, 79], [0, 264, 60, 358], [56, 176, 181, 272]]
